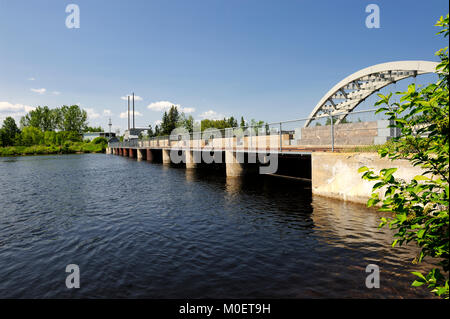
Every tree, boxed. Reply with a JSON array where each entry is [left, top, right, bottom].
[[200, 117, 240, 131], [1, 117, 20, 146], [360, 14, 449, 298], [181, 114, 194, 133], [20, 106, 60, 131], [240, 116, 246, 128], [228, 116, 237, 128], [0, 128, 5, 147], [160, 106, 180, 135], [59, 105, 88, 133], [250, 119, 265, 134], [147, 125, 154, 137], [84, 126, 103, 132], [154, 125, 161, 136], [20, 126, 44, 146]]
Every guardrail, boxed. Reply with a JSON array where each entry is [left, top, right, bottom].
[[109, 108, 398, 152]]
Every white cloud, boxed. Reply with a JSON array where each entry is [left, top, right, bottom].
[[0, 101, 35, 113], [52, 91, 61, 95], [181, 107, 195, 113], [0, 101, 36, 123], [154, 120, 162, 126], [121, 95, 143, 101], [147, 101, 195, 113], [30, 88, 46, 94], [147, 101, 178, 111], [199, 110, 224, 120], [103, 109, 112, 116], [28, 77, 35, 81], [84, 108, 100, 119], [119, 111, 143, 119]]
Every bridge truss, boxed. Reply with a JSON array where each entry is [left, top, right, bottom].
[[304, 60, 439, 127]]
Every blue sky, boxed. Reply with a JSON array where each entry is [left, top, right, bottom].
[[0, 0, 448, 133]]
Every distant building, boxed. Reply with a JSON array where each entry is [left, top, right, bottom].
[[83, 132, 116, 141], [123, 128, 147, 141], [108, 136, 120, 143]]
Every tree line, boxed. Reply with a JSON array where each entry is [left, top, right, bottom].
[[0, 105, 104, 152], [146, 105, 266, 137]]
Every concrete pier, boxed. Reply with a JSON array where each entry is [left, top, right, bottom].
[[109, 144, 430, 205], [162, 149, 171, 164], [137, 149, 144, 160], [185, 150, 197, 169], [311, 152, 426, 204], [225, 151, 244, 177]]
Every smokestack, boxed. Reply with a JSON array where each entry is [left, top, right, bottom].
[[132, 92, 135, 129], [127, 95, 130, 131]]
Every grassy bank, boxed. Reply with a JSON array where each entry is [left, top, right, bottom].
[[0, 140, 107, 157]]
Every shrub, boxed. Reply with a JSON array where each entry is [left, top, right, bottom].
[[360, 14, 449, 298]]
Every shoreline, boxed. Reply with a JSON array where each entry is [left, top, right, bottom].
[[0, 150, 105, 158], [0, 145, 106, 157]]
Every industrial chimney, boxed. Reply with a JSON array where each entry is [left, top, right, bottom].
[[132, 92, 135, 129]]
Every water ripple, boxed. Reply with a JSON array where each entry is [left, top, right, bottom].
[[0, 154, 434, 298]]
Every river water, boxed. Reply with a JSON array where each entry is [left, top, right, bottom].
[[0, 154, 433, 298]]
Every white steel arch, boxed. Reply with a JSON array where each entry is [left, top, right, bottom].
[[304, 60, 439, 127]]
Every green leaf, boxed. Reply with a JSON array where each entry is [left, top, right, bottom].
[[412, 280, 425, 287], [367, 197, 380, 207], [412, 271, 427, 281], [414, 175, 431, 181], [358, 166, 369, 173], [392, 239, 399, 247]]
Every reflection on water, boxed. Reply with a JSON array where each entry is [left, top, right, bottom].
[[0, 154, 434, 298]]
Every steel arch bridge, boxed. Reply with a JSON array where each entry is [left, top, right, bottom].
[[304, 60, 439, 127]]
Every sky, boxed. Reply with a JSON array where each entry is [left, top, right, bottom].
[[0, 0, 448, 133]]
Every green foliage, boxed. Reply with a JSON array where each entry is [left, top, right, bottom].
[[181, 114, 195, 133], [0, 128, 106, 157], [19, 105, 88, 134], [149, 106, 257, 136], [0, 117, 20, 146], [147, 125, 154, 137], [201, 118, 235, 131], [324, 117, 351, 125], [360, 14, 449, 298], [20, 106, 61, 131], [84, 126, 104, 132], [60, 105, 88, 133], [346, 139, 415, 153], [240, 116, 246, 128], [0, 128, 6, 147], [0, 103, 101, 156], [160, 106, 180, 135], [20, 126, 44, 146], [91, 136, 108, 145]]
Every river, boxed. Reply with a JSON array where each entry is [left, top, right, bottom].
[[0, 154, 433, 298]]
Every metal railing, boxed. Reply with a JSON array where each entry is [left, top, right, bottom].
[[109, 108, 395, 152]]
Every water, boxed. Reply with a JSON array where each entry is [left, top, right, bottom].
[[0, 154, 433, 298]]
